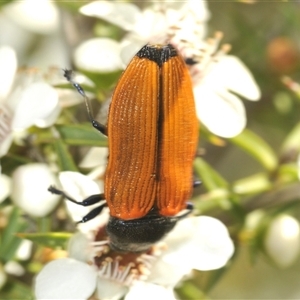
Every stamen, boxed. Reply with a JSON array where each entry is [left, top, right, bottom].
[[137, 254, 155, 270], [111, 257, 120, 280], [104, 257, 113, 279], [124, 272, 136, 286], [118, 262, 134, 282], [92, 240, 109, 247], [93, 241, 160, 286], [282, 76, 300, 97]]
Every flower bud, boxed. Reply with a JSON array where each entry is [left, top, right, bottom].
[[264, 214, 300, 268], [11, 163, 60, 217]]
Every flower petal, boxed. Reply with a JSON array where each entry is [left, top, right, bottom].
[[27, 31, 69, 69], [125, 282, 176, 300], [0, 173, 11, 203], [58, 171, 108, 232], [11, 163, 60, 217], [11, 82, 59, 129], [58, 171, 102, 202], [0, 46, 17, 101], [0, 134, 13, 158], [16, 239, 33, 261], [203, 55, 261, 101], [96, 278, 128, 300], [80, 1, 141, 31], [3, 0, 59, 34], [34, 103, 61, 128], [130, 8, 169, 41], [4, 261, 25, 276], [264, 214, 300, 268], [56, 88, 84, 107], [185, 0, 211, 21], [194, 85, 246, 137], [148, 258, 191, 288], [74, 38, 122, 73], [79, 147, 108, 169], [162, 216, 234, 271], [35, 258, 97, 300], [68, 232, 93, 263]]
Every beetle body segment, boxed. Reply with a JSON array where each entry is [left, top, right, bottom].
[[105, 44, 198, 220]]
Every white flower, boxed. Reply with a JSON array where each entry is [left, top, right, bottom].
[[0, 1, 66, 69], [79, 1, 260, 138], [80, 0, 210, 65], [79, 147, 108, 183], [0, 172, 11, 203], [35, 172, 234, 299], [35, 258, 97, 300], [74, 38, 123, 73], [0, 46, 60, 157], [4, 261, 25, 277], [57, 171, 108, 234], [16, 239, 33, 261], [10, 163, 60, 217], [264, 214, 300, 268], [192, 40, 261, 138], [2, 0, 59, 34]]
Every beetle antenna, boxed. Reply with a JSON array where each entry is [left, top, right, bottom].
[[63, 69, 94, 122]]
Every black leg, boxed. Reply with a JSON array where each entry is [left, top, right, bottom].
[[193, 179, 202, 188], [77, 204, 107, 223], [48, 185, 108, 223], [48, 185, 105, 206], [63, 69, 108, 137], [91, 120, 107, 136], [185, 202, 194, 211], [176, 202, 194, 219]]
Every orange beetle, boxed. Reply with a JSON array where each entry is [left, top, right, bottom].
[[49, 44, 199, 252]]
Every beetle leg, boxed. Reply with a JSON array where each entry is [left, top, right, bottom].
[[48, 185, 106, 206], [185, 202, 194, 211], [77, 204, 107, 223], [91, 120, 107, 136], [193, 179, 202, 188], [48, 185, 107, 223], [175, 202, 194, 220], [63, 69, 108, 136]]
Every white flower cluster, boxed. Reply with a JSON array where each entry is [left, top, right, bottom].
[[76, 0, 261, 138]]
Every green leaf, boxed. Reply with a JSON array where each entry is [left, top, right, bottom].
[[193, 158, 232, 211], [53, 139, 78, 171], [56, 124, 108, 146], [82, 70, 122, 91], [193, 189, 231, 213], [0, 0, 14, 7], [233, 172, 272, 195], [277, 163, 299, 184], [1, 278, 33, 300], [16, 232, 72, 249], [0, 154, 32, 175], [229, 129, 278, 171], [0, 207, 28, 261], [176, 281, 208, 300], [280, 121, 300, 160], [202, 267, 230, 293], [194, 157, 228, 191]]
